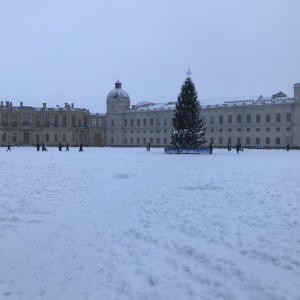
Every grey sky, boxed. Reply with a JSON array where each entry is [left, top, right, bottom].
[[1, 0, 299, 113]]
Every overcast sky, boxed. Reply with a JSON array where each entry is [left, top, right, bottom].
[[1, 0, 299, 113]]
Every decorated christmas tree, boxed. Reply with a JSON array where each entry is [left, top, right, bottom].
[[171, 69, 206, 148]]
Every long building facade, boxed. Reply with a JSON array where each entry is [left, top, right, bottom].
[[1, 81, 300, 149]]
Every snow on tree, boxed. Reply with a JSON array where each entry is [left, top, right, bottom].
[[171, 70, 206, 148]]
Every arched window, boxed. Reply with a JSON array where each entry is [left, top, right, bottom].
[[23, 132, 30, 144]]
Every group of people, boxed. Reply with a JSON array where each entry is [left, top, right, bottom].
[[35, 142, 83, 152]]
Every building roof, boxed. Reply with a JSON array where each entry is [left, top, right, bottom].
[[106, 81, 130, 101]]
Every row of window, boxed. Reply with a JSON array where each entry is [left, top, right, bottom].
[[209, 112, 292, 124], [210, 127, 291, 133], [1, 132, 87, 143], [211, 137, 287, 146], [110, 118, 170, 127], [111, 137, 169, 145], [0, 114, 97, 127]]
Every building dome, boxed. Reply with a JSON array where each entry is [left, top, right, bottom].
[[106, 80, 130, 100]]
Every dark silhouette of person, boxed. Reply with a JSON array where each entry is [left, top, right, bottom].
[[287, 144, 290, 151], [236, 144, 240, 154], [146, 143, 151, 151], [209, 142, 213, 154], [228, 143, 231, 151], [7, 144, 11, 151], [65, 142, 69, 151], [58, 143, 62, 151], [79, 143, 83, 151], [36, 142, 40, 151]]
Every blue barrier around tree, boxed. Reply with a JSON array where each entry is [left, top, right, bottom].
[[164, 148, 210, 154]]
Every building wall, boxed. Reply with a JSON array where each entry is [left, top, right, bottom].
[[1, 83, 300, 149]]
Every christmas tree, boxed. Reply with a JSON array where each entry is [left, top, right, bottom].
[[171, 70, 206, 148]]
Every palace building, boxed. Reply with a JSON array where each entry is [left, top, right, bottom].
[[1, 81, 300, 149]]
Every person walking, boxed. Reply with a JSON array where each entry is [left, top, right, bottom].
[[236, 144, 240, 154], [146, 143, 151, 151], [65, 142, 69, 151], [7, 144, 11, 151], [287, 144, 290, 151], [79, 143, 83, 151], [209, 142, 213, 154], [58, 142, 62, 151], [36, 142, 40, 151]]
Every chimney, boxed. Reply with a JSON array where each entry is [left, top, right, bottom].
[[294, 83, 300, 102], [71, 103, 74, 108], [43, 103, 46, 108], [6, 101, 9, 107], [65, 102, 68, 108], [20, 102, 23, 107]]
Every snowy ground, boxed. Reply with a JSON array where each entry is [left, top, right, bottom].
[[1, 147, 300, 300]]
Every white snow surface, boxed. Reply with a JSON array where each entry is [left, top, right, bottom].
[[1, 147, 300, 300]]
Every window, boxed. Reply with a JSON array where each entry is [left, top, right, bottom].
[[137, 119, 140, 126], [124, 119, 127, 126], [1, 114, 8, 125], [228, 138, 232, 144], [219, 137, 223, 145], [157, 138, 160, 144], [45, 115, 50, 125], [84, 118, 87, 126], [246, 114, 251, 123], [55, 116, 59, 125], [210, 116, 214, 124], [63, 116, 67, 125], [228, 115, 232, 124], [266, 137, 270, 145], [35, 115, 41, 125], [276, 137, 280, 145], [286, 113, 291, 122], [12, 114, 18, 125], [256, 114, 261, 123], [219, 129, 222, 132], [228, 128, 231, 132], [23, 113, 30, 125], [276, 113, 281, 122], [99, 119, 102, 127], [256, 137, 260, 145], [276, 127, 280, 132], [256, 128, 260, 132], [130, 119, 134, 126], [92, 118, 97, 126], [124, 138, 127, 144], [246, 128, 250, 132], [246, 137, 250, 145], [266, 113, 271, 123], [219, 115, 223, 124], [111, 138, 114, 144], [143, 119, 147, 126], [137, 138, 140, 144], [237, 128, 241, 132], [111, 119, 114, 126], [237, 115, 242, 123], [130, 138, 133, 144], [72, 116, 75, 125], [150, 119, 153, 126], [287, 127, 291, 131]]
